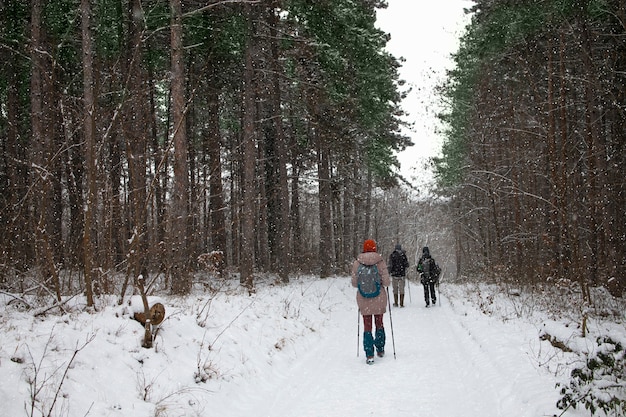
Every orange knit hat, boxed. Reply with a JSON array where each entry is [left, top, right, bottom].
[[363, 239, 377, 253]]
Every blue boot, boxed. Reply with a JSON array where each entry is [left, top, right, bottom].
[[374, 328, 386, 357], [363, 331, 374, 359]]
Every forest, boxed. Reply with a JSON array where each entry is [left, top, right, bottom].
[[0, 0, 624, 306], [436, 0, 625, 301], [0, 0, 416, 303]]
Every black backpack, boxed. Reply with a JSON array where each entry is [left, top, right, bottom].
[[389, 250, 408, 277], [422, 257, 441, 281], [356, 263, 381, 298]]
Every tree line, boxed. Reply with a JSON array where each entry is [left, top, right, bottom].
[[0, 0, 413, 302], [437, 0, 625, 299]]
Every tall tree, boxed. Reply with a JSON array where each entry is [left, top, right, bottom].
[[206, 62, 228, 261], [122, 0, 149, 295], [317, 111, 333, 278], [30, 0, 62, 301], [240, 3, 258, 290], [1, 1, 30, 275], [81, 0, 96, 306], [169, 0, 191, 294], [261, 1, 290, 282]]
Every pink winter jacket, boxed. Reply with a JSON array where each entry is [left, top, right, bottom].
[[351, 252, 391, 315]]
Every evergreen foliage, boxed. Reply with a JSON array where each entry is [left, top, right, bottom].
[[0, 0, 408, 292], [435, 0, 625, 293]]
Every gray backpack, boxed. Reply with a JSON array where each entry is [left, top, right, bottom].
[[357, 263, 381, 298]]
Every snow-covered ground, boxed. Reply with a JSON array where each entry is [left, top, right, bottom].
[[1, 275, 624, 417]]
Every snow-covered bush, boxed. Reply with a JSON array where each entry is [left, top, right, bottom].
[[556, 336, 626, 416]]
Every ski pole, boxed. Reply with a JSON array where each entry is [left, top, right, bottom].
[[357, 309, 360, 357], [386, 288, 397, 359]]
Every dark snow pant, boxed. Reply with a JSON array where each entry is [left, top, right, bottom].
[[423, 280, 436, 306], [362, 314, 385, 357]]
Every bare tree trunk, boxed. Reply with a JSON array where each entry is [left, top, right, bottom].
[[331, 166, 342, 268], [30, 0, 61, 302], [169, 0, 191, 294], [148, 73, 166, 269], [342, 164, 355, 268], [123, 0, 148, 298], [206, 63, 227, 261], [66, 127, 85, 269], [240, 4, 258, 290], [81, 0, 96, 307], [546, 37, 561, 276], [230, 154, 241, 268], [352, 162, 362, 259], [317, 126, 332, 278], [288, 122, 303, 270], [364, 167, 372, 238], [579, 7, 597, 305], [557, 30, 571, 278], [257, 133, 269, 271], [5, 29, 28, 276], [265, 1, 290, 282]]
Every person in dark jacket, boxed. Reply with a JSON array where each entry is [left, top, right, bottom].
[[417, 246, 438, 307], [388, 244, 409, 307], [351, 239, 391, 364]]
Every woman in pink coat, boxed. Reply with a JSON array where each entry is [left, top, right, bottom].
[[351, 239, 391, 364]]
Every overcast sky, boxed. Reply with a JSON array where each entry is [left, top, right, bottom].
[[375, 1, 473, 187]]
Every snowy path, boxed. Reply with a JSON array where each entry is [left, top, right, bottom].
[[223, 280, 562, 417], [0, 276, 580, 417]]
